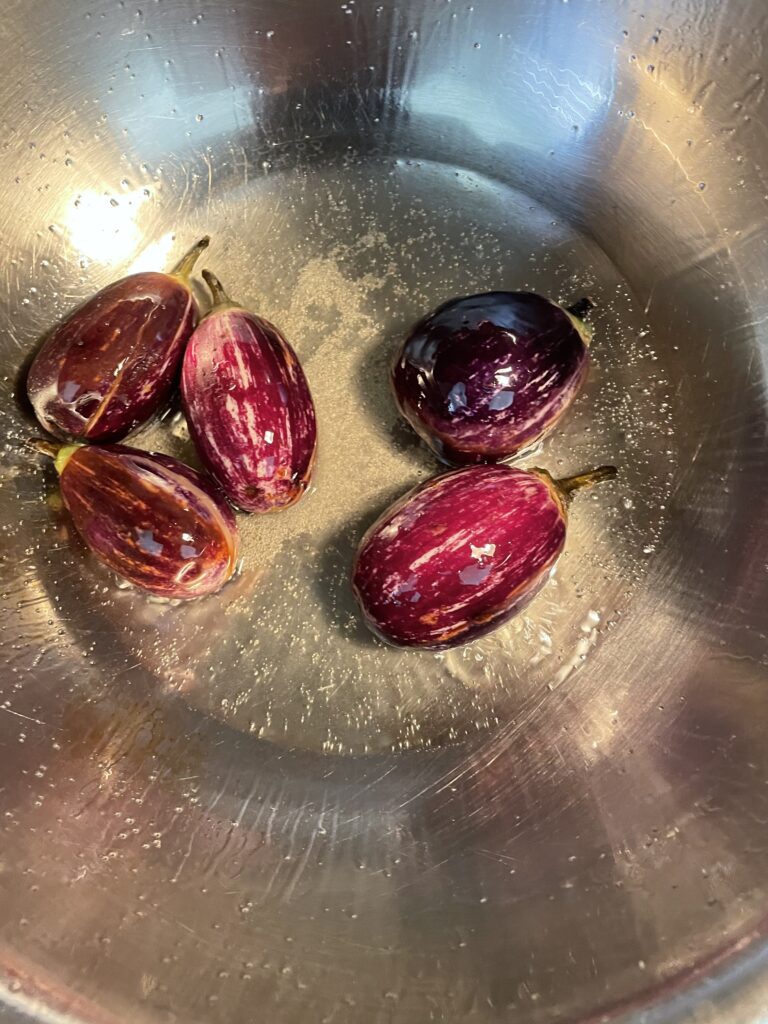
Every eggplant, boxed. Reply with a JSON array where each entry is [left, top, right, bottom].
[[352, 462, 616, 650], [181, 270, 317, 513], [31, 439, 238, 600], [27, 237, 209, 442], [392, 292, 593, 464]]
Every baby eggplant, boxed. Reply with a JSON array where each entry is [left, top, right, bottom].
[[27, 237, 210, 442], [352, 463, 616, 650], [392, 292, 594, 465], [31, 439, 238, 600], [181, 270, 317, 513]]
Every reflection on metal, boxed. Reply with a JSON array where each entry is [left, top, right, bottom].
[[62, 189, 150, 265]]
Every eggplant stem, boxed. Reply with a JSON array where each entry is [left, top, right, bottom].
[[27, 438, 80, 475], [170, 236, 210, 279], [202, 268, 234, 308], [556, 465, 617, 497], [566, 296, 595, 320], [26, 438, 62, 459]]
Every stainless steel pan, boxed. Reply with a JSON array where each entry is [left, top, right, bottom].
[[1, 0, 767, 1021]]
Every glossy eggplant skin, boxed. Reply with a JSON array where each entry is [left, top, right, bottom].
[[58, 445, 238, 599], [392, 292, 590, 465], [352, 465, 567, 650], [27, 272, 198, 442], [181, 305, 317, 513]]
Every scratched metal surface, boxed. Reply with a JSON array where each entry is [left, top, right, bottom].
[[0, 0, 767, 1022]]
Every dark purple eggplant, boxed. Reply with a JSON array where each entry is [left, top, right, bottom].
[[181, 270, 317, 513], [27, 237, 210, 442], [352, 462, 616, 650], [31, 439, 238, 600], [392, 292, 593, 465]]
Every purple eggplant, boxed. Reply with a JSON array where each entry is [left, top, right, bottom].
[[27, 237, 210, 442], [31, 439, 238, 600], [181, 270, 317, 513], [352, 463, 616, 650], [392, 292, 593, 465]]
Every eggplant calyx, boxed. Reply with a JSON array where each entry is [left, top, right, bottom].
[[27, 437, 81, 474], [564, 296, 595, 346]]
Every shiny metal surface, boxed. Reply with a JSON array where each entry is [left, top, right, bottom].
[[0, 0, 767, 1021]]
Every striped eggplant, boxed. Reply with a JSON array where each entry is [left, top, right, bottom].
[[32, 439, 238, 600], [392, 292, 594, 465], [352, 463, 616, 650], [181, 270, 317, 513], [27, 237, 209, 442]]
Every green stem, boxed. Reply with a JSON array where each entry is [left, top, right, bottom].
[[26, 437, 62, 459], [27, 438, 80, 475], [202, 268, 233, 306], [201, 269, 242, 317], [566, 297, 595, 320], [565, 297, 595, 347], [170, 236, 210, 280], [556, 465, 617, 498]]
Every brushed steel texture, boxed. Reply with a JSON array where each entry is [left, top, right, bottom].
[[0, 1, 767, 1022]]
